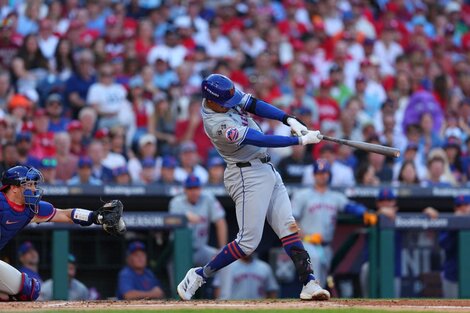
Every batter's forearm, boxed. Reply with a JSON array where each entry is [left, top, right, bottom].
[[242, 128, 300, 147]]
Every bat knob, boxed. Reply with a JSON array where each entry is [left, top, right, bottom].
[[317, 133, 324, 140]]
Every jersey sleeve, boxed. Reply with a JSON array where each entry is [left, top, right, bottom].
[[36, 201, 57, 222], [168, 197, 182, 214], [337, 193, 350, 212], [209, 116, 249, 146]]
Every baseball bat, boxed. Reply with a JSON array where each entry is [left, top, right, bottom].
[[317, 133, 400, 158]]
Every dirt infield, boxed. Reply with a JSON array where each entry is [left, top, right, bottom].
[[2, 299, 470, 312]]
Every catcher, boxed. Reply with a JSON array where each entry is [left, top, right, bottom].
[[0, 165, 126, 301]]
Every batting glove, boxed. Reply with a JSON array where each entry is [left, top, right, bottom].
[[287, 117, 308, 137], [299, 130, 322, 145]]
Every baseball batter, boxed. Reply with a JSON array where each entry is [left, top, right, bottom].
[[0, 165, 125, 301], [169, 174, 227, 266], [177, 74, 330, 301], [291, 159, 367, 287]]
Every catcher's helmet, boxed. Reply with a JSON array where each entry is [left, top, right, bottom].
[[1, 166, 44, 213], [201, 74, 245, 108]]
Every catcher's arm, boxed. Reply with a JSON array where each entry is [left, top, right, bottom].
[[45, 200, 127, 236]]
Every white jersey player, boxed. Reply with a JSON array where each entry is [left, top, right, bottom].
[[292, 159, 367, 286], [177, 74, 330, 301], [169, 174, 227, 266]]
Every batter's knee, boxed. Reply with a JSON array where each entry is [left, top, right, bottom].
[[14, 273, 40, 301], [236, 240, 259, 256]]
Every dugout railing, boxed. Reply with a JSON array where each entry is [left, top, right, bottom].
[[369, 213, 470, 298], [26, 212, 192, 300]]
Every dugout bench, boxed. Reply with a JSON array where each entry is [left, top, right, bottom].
[[26, 212, 192, 300], [369, 213, 470, 298]]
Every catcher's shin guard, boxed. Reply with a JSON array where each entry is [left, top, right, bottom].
[[290, 247, 314, 284]]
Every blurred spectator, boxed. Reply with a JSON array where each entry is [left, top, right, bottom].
[[39, 157, 60, 185], [174, 140, 208, 184], [64, 49, 96, 119], [421, 148, 456, 187], [278, 144, 312, 184], [109, 126, 128, 160], [0, 17, 21, 69], [30, 108, 56, 159], [0, 142, 19, 174], [303, 144, 355, 187], [443, 137, 464, 184], [394, 160, 421, 186], [439, 195, 470, 298], [51, 38, 74, 82], [175, 96, 212, 162], [117, 241, 165, 300], [78, 107, 97, 145], [112, 165, 131, 185], [40, 254, 89, 301], [38, 19, 59, 60], [153, 94, 177, 156], [55, 132, 78, 182], [393, 143, 426, 183], [206, 156, 225, 185], [355, 161, 380, 186], [292, 159, 367, 287], [97, 128, 127, 170], [128, 133, 161, 184], [15, 132, 40, 168], [372, 23, 403, 76], [87, 139, 113, 183], [213, 255, 279, 300], [419, 112, 443, 156], [67, 120, 86, 157], [329, 63, 353, 108], [0, 70, 13, 112], [67, 156, 102, 186], [87, 63, 134, 133], [147, 28, 187, 69], [17, 241, 42, 283], [169, 174, 227, 266], [17, 34, 49, 71], [128, 76, 155, 144], [157, 155, 177, 184], [315, 79, 340, 128], [45, 94, 70, 133]]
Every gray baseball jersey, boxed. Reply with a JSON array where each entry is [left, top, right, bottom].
[[201, 97, 296, 256], [169, 191, 225, 249], [213, 258, 279, 299], [201, 96, 268, 164], [291, 188, 348, 243]]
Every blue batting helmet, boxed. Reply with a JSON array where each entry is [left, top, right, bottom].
[[1, 165, 44, 213], [201, 74, 245, 108]]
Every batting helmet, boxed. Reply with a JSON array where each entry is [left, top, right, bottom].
[[313, 159, 331, 175], [201, 74, 245, 108], [1, 165, 44, 213]]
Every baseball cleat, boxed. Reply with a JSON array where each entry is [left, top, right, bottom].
[[300, 279, 331, 300], [177, 267, 206, 301]]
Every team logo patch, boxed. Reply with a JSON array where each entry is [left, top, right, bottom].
[[225, 128, 239, 142]]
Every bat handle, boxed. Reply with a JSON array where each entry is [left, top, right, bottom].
[[300, 130, 324, 140]]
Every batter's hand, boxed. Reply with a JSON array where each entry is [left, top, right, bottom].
[[287, 117, 308, 137], [299, 130, 322, 145]]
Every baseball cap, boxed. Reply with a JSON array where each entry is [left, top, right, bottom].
[[139, 134, 156, 148], [142, 157, 156, 168], [8, 94, 32, 110], [67, 120, 82, 132], [106, 15, 118, 26], [18, 241, 36, 256], [94, 128, 109, 139], [313, 159, 331, 174], [405, 143, 419, 151], [162, 156, 177, 168], [78, 156, 92, 168], [46, 93, 62, 104], [113, 166, 129, 177], [127, 241, 145, 255], [455, 195, 470, 206], [377, 187, 396, 201], [129, 76, 143, 88], [180, 141, 197, 153], [68, 253, 77, 263], [184, 174, 201, 188], [207, 156, 225, 168], [15, 132, 32, 143], [34, 108, 48, 118]]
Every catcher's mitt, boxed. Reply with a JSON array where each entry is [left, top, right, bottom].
[[95, 199, 126, 236]]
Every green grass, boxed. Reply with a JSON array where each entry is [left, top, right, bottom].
[[23, 308, 444, 313]]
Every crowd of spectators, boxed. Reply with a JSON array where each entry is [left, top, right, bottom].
[[1, 0, 470, 187]]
